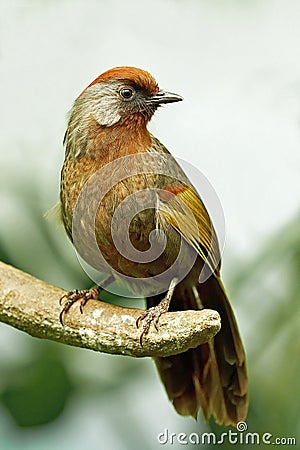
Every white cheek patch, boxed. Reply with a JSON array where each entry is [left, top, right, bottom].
[[94, 103, 121, 126], [84, 84, 122, 127], [65, 82, 124, 158]]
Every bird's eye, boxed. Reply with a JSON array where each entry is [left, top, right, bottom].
[[120, 87, 135, 100]]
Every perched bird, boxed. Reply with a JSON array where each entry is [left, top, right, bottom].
[[59, 66, 248, 426]]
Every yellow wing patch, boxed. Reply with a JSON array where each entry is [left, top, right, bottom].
[[157, 186, 221, 276]]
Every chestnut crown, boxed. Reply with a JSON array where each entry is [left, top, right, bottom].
[[73, 66, 183, 127]]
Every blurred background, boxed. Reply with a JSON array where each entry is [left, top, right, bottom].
[[0, 0, 299, 449]]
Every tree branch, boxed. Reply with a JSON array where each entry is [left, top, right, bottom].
[[0, 261, 221, 357]]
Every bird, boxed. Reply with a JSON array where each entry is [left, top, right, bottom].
[[59, 66, 248, 426]]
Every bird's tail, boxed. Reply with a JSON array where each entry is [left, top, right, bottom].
[[147, 276, 248, 426]]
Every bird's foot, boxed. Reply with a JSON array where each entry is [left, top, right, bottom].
[[136, 278, 178, 345], [59, 276, 114, 325], [59, 287, 100, 325], [136, 300, 169, 346]]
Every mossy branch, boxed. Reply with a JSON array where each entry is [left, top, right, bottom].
[[0, 261, 221, 357]]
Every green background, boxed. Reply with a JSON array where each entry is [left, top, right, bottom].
[[1, 1, 299, 449]]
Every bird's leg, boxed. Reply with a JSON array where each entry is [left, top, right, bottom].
[[59, 276, 114, 325], [136, 278, 178, 345]]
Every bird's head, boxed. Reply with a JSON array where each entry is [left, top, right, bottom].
[[73, 66, 183, 128]]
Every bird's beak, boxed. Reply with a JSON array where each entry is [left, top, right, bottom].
[[148, 90, 183, 105]]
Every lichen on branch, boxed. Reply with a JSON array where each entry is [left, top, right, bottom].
[[0, 261, 221, 357]]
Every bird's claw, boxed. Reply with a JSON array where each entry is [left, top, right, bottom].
[[59, 288, 99, 325], [136, 305, 165, 346]]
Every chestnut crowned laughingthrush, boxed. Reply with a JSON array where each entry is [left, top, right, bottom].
[[59, 66, 248, 426]]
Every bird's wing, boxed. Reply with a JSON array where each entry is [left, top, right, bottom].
[[157, 184, 221, 276]]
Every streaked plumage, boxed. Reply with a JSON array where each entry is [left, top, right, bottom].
[[60, 66, 248, 425]]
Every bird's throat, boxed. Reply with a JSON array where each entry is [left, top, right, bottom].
[[82, 117, 152, 162]]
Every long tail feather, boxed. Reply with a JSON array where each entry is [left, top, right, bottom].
[[147, 276, 248, 426]]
